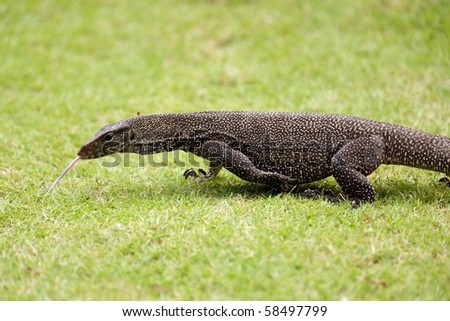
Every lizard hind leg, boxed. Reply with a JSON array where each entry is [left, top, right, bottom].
[[196, 140, 297, 192], [331, 135, 385, 206]]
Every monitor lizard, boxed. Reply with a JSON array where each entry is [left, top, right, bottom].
[[48, 111, 450, 207]]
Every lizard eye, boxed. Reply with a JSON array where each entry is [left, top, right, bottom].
[[104, 133, 113, 141]]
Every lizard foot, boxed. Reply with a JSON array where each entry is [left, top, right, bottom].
[[321, 191, 367, 209], [183, 168, 208, 183], [300, 189, 322, 199], [303, 190, 348, 204], [439, 177, 450, 187], [322, 191, 346, 203]]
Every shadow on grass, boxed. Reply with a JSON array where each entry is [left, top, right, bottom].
[[374, 179, 449, 205], [111, 174, 449, 206]]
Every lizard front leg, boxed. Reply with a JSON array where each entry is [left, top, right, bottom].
[[195, 140, 297, 192]]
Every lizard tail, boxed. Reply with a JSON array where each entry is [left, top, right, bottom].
[[383, 127, 450, 176]]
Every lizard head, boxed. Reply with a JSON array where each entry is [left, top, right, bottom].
[[77, 119, 135, 159], [77, 114, 182, 159], [48, 114, 183, 193]]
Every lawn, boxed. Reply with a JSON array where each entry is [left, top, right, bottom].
[[1, 0, 449, 300]]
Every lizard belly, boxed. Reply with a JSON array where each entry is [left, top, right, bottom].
[[242, 139, 332, 184], [258, 161, 332, 184]]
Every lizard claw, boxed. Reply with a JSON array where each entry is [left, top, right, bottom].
[[184, 168, 209, 183], [351, 199, 361, 209], [183, 168, 198, 179], [439, 177, 450, 187]]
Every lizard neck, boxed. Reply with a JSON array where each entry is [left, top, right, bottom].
[[125, 136, 188, 155]]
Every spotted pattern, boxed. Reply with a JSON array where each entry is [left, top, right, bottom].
[[78, 111, 450, 203]]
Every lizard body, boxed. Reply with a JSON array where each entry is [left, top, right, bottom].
[[75, 111, 449, 204]]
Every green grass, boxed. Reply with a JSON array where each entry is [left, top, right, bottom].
[[1, 0, 449, 300]]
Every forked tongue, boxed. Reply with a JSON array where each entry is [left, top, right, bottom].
[[46, 155, 82, 194]]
